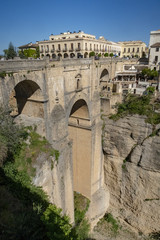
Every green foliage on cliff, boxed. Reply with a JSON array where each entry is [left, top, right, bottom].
[[72, 192, 90, 240], [0, 107, 75, 240], [110, 90, 160, 125], [95, 212, 120, 237]]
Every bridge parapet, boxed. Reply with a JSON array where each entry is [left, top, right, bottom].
[[0, 59, 49, 72]]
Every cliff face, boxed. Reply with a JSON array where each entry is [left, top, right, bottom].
[[103, 115, 160, 234]]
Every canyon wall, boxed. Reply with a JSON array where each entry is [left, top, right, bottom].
[[103, 115, 160, 234]]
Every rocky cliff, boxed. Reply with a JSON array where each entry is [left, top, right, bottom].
[[103, 115, 160, 235]]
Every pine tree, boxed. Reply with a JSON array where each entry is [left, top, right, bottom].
[[3, 42, 17, 59]]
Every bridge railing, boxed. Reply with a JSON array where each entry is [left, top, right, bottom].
[[0, 59, 49, 72]]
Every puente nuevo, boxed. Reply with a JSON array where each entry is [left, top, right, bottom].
[[0, 57, 137, 227]]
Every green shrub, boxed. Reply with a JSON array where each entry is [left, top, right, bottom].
[[89, 51, 95, 57], [104, 53, 109, 57], [0, 71, 6, 78], [72, 192, 90, 240], [104, 213, 119, 234]]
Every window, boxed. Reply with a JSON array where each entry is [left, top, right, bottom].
[[155, 56, 158, 62], [124, 48, 126, 53], [94, 44, 96, 51], [85, 43, 87, 50], [137, 48, 139, 52], [64, 44, 67, 50], [156, 47, 159, 52], [78, 43, 81, 50], [58, 44, 61, 50], [46, 45, 49, 52], [90, 44, 92, 50], [132, 48, 135, 52], [128, 48, 130, 53], [71, 43, 73, 50]]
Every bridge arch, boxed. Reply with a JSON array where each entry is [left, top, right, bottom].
[[99, 68, 109, 90], [9, 80, 44, 117], [68, 98, 92, 198]]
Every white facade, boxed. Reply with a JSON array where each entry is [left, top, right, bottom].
[[149, 30, 160, 70], [38, 31, 121, 59]]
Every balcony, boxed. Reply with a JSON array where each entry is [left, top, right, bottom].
[[63, 49, 67, 52], [69, 49, 74, 52], [45, 50, 49, 53], [40, 50, 44, 53], [56, 49, 61, 52], [76, 48, 81, 51], [51, 49, 55, 53]]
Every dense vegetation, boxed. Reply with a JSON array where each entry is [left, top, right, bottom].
[[141, 68, 158, 80], [110, 87, 160, 125], [0, 107, 90, 239], [19, 47, 40, 59]]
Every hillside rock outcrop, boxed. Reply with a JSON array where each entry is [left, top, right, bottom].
[[103, 115, 160, 235]]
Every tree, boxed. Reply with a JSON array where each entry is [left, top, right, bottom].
[[89, 51, 95, 57], [19, 47, 40, 59], [104, 53, 109, 57], [3, 42, 17, 59], [141, 68, 158, 79], [110, 53, 114, 57]]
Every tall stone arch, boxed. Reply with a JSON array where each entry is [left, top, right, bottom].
[[68, 99, 92, 199]]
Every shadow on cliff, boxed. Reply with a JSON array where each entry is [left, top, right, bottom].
[[0, 166, 76, 240]]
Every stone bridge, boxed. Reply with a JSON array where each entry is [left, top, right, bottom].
[[0, 57, 127, 226]]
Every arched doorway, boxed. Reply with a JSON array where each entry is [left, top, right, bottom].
[[70, 53, 75, 58], [68, 99, 91, 198], [64, 53, 69, 58], [84, 52, 88, 58], [100, 69, 109, 90], [52, 53, 56, 59], [9, 80, 44, 117]]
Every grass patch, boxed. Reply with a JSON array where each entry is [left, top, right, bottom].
[[96, 212, 120, 237], [14, 127, 59, 177]]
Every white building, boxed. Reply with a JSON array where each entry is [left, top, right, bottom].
[[149, 29, 160, 70], [38, 31, 121, 59]]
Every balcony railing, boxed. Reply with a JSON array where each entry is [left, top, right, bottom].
[[56, 49, 61, 52], [45, 50, 49, 53], [76, 48, 81, 51], [51, 49, 55, 53], [69, 49, 74, 52], [40, 50, 44, 53], [63, 49, 67, 52]]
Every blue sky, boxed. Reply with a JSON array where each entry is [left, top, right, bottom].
[[0, 0, 160, 55]]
